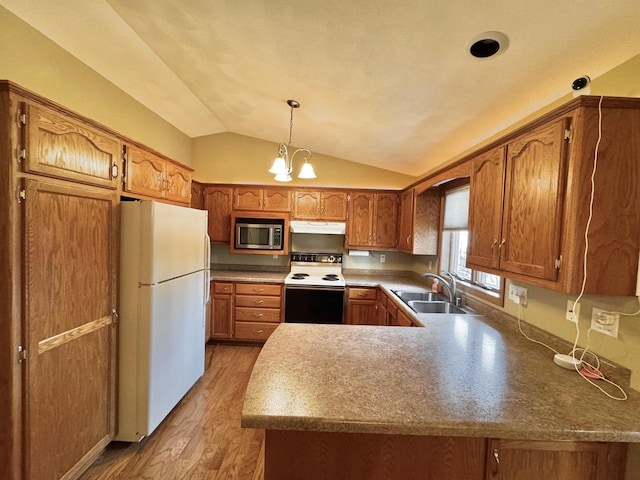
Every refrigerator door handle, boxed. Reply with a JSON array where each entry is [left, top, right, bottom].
[[204, 234, 211, 304]]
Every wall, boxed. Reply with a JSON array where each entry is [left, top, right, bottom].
[[191, 132, 414, 188], [0, 5, 192, 165], [412, 54, 640, 479]]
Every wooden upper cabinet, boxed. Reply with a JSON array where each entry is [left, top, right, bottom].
[[500, 119, 568, 281], [204, 186, 233, 242], [234, 187, 291, 212], [263, 188, 293, 212], [346, 192, 374, 247], [165, 162, 192, 203], [124, 145, 166, 197], [293, 191, 321, 219], [397, 189, 415, 252], [372, 193, 398, 248], [467, 147, 506, 270], [123, 145, 192, 204], [191, 181, 204, 209], [21, 103, 120, 189], [293, 190, 348, 220], [346, 192, 398, 249], [467, 120, 568, 282], [321, 191, 348, 221], [233, 187, 262, 210]]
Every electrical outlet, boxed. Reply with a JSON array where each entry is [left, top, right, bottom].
[[591, 307, 619, 338], [565, 300, 580, 323], [380, 254, 386, 263], [508, 285, 527, 306]]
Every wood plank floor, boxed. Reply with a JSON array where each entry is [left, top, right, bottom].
[[81, 344, 264, 480]]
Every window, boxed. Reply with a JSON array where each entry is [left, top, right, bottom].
[[441, 184, 504, 306]]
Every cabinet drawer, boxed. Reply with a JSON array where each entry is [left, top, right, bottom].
[[235, 295, 281, 308], [214, 282, 233, 294], [235, 307, 281, 323], [235, 283, 281, 296], [234, 322, 279, 341], [348, 288, 377, 300]]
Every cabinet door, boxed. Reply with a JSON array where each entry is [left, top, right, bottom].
[[321, 191, 348, 220], [23, 103, 120, 189], [263, 188, 292, 212], [191, 181, 204, 210], [124, 145, 166, 198], [211, 292, 234, 340], [204, 186, 233, 242], [467, 147, 506, 270], [346, 192, 373, 248], [234, 187, 263, 210], [486, 439, 626, 480], [500, 119, 568, 281], [346, 301, 379, 325], [397, 189, 414, 252], [164, 162, 192, 204], [293, 191, 321, 219], [24, 179, 117, 480], [373, 193, 398, 248]]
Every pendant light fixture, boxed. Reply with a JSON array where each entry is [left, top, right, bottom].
[[268, 99, 316, 182]]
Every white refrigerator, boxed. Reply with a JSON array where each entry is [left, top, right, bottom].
[[117, 200, 210, 442]]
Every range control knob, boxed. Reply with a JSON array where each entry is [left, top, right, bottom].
[[327, 255, 336, 263]]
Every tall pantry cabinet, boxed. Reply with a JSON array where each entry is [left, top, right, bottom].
[[0, 81, 118, 480]]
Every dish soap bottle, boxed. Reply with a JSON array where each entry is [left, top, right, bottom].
[[431, 278, 439, 293]]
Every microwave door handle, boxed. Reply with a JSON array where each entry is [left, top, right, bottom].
[[270, 226, 275, 248]]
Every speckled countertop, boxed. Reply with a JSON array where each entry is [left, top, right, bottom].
[[242, 323, 640, 442]]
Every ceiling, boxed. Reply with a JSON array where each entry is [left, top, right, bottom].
[[3, 0, 640, 176]]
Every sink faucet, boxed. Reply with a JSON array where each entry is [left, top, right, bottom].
[[421, 271, 457, 304]]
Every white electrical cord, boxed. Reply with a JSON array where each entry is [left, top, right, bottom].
[[515, 96, 627, 401]]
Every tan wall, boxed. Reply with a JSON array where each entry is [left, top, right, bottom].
[[191, 132, 415, 188], [0, 6, 192, 165]]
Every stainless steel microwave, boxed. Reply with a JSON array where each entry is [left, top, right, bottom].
[[234, 218, 284, 250]]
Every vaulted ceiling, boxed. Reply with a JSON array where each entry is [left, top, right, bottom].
[[3, 0, 640, 176]]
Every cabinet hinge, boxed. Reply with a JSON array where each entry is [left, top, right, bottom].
[[555, 256, 563, 270], [17, 187, 26, 203], [17, 147, 26, 163], [18, 111, 26, 127], [112, 308, 119, 324], [18, 346, 27, 363], [564, 128, 572, 143]]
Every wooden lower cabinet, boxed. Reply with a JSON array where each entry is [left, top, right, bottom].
[[486, 439, 626, 480], [346, 287, 383, 326], [396, 309, 414, 327], [208, 282, 283, 342], [264, 431, 627, 480], [211, 282, 233, 340]]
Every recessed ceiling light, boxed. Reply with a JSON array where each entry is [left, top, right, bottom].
[[466, 31, 509, 59]]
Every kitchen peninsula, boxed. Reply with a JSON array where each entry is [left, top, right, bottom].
[[242, 321, 640, 480]]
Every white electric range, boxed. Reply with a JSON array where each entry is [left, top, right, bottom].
[[284, 252, 345, 323]]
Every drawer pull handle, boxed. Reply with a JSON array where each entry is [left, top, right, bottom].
[[254, 329, 264, 334], [254, 313, 264, 318], [492, 449, 499, 474], [254, 288, 264, 293], [255, 300, 264, 305]]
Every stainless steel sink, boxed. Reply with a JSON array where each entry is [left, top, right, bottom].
[[392, 290, 442, 302], [407, 301, 467, 314]]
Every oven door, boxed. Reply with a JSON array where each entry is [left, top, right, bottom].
[[285, 286, 345, 324]]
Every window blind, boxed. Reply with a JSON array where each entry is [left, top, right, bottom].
[[443, 185, 470, 230]]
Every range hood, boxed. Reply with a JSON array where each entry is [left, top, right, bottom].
[[290, 221, 346, 235]]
